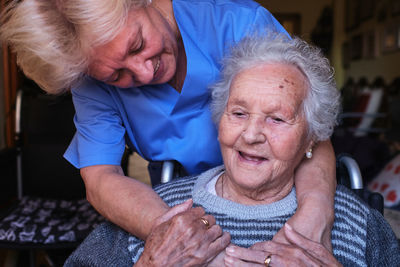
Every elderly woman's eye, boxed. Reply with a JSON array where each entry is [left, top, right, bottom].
[[267, 117, 284, 124], [232, 111, 246, 117]]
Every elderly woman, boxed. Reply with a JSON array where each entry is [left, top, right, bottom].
[[1, 0, 336, 253], [65, 33, 400, 266]]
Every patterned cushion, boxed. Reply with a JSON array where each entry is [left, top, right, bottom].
[[0, 196, 105, 246], [368, 154, 400, 208]]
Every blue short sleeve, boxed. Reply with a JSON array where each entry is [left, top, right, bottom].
[[64, 78, 126, 168]]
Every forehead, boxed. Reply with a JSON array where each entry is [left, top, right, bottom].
[[87, 7, 146, 76], [89, 7, 145, 58], [229, 63, 309, 103]]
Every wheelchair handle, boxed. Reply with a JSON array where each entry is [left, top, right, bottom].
[[338, 155, 363, 190]]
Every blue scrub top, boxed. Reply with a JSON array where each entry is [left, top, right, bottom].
[[64, 0, 288, 175]]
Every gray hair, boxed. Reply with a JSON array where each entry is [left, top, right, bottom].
[[210, 33, 341, 142], [0, 0, 151, 94]]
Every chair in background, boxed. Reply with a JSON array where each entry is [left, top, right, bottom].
[[0, 83, 105, 266], [386, 77, 400, 146], [366, 77, 400, 211], [333, 76, 391, 183], [338, 77, 387, 137], [160, 154, 385, 214]]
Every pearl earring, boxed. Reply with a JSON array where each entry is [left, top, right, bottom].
[[306, 148, 313, 159]]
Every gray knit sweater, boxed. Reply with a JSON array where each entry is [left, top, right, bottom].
[[65, 166, 400, 267]]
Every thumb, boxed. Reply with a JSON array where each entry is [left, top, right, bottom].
[[157, 199, 193, 224]]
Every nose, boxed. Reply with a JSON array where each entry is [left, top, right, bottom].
[[125, 56, 156, 85], [241, 116, 267, 144]]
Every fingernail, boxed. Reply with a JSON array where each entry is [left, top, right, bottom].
[[285, 223, 293, 231], [226, 246, 235, 255]]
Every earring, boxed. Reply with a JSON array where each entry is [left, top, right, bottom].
[[305, 148, 313, 159]]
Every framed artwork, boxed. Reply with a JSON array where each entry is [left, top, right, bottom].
[[381, 24, 399, 53], [392, 0, 400, 16], [345, 0, 361, 31], [350, 34, 363, 60]]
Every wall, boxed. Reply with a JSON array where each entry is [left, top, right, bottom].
[[335, 0, 400, 86], [259, 0, 400, 88], [256, 0, 333, 41], [256, 0, 345, 85]]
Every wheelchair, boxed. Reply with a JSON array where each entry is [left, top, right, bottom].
[[160, 155, 384, 214]]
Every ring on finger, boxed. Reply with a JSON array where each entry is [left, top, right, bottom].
[[200, 218, 210, 229], [264, 255, 272, 267]]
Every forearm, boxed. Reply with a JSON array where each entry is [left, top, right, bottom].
[[81, 165, 169, 240], [292, 140, 336, 245]]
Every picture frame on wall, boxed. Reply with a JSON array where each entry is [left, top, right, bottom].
[[351, 34, 363, 60], [345, 0, 361, 31], [392, 0, 400, 16], [381, 24, 398, 53]]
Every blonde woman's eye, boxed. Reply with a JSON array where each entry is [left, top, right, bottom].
[[129, 39, 144, 55], [110, 71, 121, 83]]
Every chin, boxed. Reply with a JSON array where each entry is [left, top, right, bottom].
[[232, 169, 271, 187]]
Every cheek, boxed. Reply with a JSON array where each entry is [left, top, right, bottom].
[[218, 118, 242, 147], [269, 128, 307, 160]]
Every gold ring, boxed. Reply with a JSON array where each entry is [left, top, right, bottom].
[[200, 218, 210, 229], [264, 255, 271, 267]]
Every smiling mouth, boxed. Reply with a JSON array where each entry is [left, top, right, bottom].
[[239, 151, 267, 163], [154, 58, 160, 75]]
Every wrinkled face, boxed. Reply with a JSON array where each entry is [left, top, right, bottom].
[[87, 6, 179, 88], [218, 63, 312, 195]]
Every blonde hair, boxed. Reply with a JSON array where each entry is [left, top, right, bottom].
[[0, 0, 151, 94]]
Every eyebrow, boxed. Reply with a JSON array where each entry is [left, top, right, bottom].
[[230, 98, 249, 107]]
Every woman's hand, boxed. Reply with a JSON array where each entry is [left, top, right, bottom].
[[135, 199, 231, 266], [224, 224, 341, 267]]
